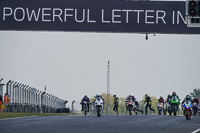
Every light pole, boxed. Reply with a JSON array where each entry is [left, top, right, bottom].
[[106, 61, 110, 115]]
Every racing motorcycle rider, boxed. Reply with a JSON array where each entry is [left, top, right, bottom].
[[94, 93, 105, 109], [125, 93, 135, 102], [170, 92, 181, 116], [171, 92, 180, 105], [80, 95, 90, 112], [192, 96, 199, 116], [135, 98, 144, 114], [166, 95, 171, 104], [144, 94, 155, 115], [125, 93, 135, 108], [172, 92, 179, 99], [125, 93, 136, 114], [181, 95, 194, 115], [113, 95, 119, 115], [158, 96, 165, 104], [157, 96, 165, 115], [94, 93, 105, 101], [193, 96, 199, 106], [165, 94, 172, 115]]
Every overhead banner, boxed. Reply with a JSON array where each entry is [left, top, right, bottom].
[[0, 0, 199, 34]]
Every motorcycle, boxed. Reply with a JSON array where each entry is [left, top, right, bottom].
[[193, 102, 198, 116], [170, 96, 179, 116], [199, 106, 200, 116], [94, 96, 104, 117], [157, 103, 164, 115], [126, 98, 137, 115], [164, 102, 172, 115], [183, 101, 192, 120], [83, 101, 88, 116]]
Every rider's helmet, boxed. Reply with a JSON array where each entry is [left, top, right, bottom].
[[129, 93, 133, 97], [113, 95, 116, 97], [160, 96, 163, 99], [84, 95, 87, 98], [145, 94, 148, 97], [167, 94, 171, 99], [172, 92, 176, 96], [186, 95, 190, 100], [96, 93, 101, 97]]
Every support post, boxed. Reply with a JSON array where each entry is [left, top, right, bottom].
[[72, 100, 75, 115], [106, 61, 110, 115]]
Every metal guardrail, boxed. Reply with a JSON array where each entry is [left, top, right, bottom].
[[1, 79, 68, 113], [0, 78, 4, 96]]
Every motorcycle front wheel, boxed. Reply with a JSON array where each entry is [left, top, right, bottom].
[[97, 107, 101, 117], [128, 106, 132, 115], [84, 108, 87, 116], [186, 110, 190, 120], [193, 108, 197, 116], [158, 109, 162, 115]]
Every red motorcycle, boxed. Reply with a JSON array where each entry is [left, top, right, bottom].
[[183, 101, 192, 120]]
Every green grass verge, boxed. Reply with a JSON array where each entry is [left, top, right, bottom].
[[0, 112, 75, 119]]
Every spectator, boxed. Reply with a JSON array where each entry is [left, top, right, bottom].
[[144, 94, 155, 115], [7, 94, 11, 104], [113, 95, 119, 115], [0, 95, 3, 112], [4, 93, 8, 104]]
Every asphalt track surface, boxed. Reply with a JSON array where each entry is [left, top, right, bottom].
[[0, 114, 200, 133]]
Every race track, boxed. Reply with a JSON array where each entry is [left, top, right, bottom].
[[0, 114, 200, 133]]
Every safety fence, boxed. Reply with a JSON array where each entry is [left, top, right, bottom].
[[0, 79, 68, 113], [0, 78, 4, 97]]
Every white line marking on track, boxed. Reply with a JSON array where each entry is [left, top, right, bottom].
[[191, 128, 200, 133], [0, 115, 38, 120]]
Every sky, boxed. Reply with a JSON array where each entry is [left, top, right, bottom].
[[0, 31, 200, 108]]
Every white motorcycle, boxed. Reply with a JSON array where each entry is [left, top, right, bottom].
[[94, 96, 104, 117], [157, 103, 164, 115], [126, 98, 137, 115]]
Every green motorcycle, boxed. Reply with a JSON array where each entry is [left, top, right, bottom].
[[170, 96, 179, 116]]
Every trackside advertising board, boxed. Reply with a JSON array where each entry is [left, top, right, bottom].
[[0, 0, 199, 34]]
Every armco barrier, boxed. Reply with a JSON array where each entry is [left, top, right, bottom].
[[1, 79, 68, 113]]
